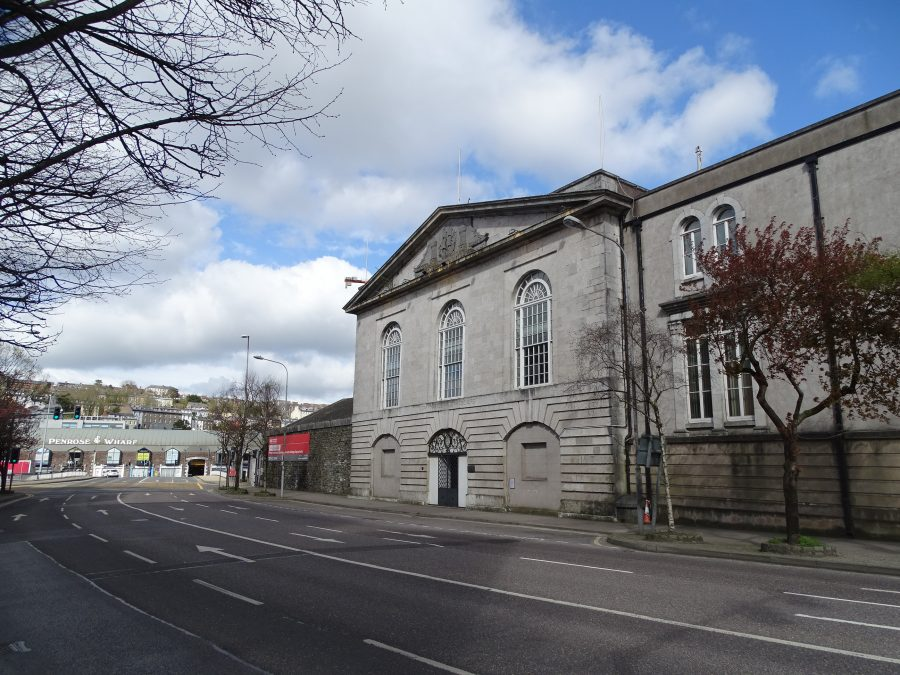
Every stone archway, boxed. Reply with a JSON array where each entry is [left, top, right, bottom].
[[372, 435, 400, 499], [427, 429, 467, 508], [506, 423, 560, 511]]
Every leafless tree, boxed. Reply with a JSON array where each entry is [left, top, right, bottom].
[[0, 345, 40, 491], [574, 309, 679, 531], [0, 0, 360, 350], [251, 374, 285, 491]]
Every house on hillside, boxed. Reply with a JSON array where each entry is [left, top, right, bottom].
[[343, 91, 900, 537]]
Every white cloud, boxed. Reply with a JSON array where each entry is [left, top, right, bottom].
[[36, 0, 782, 403], [815, 56, 861, 98]]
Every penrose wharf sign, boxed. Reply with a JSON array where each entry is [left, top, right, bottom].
[[47, 436, 138, 446]]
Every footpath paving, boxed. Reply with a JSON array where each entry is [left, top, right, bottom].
[[215, 482, 900, 578]]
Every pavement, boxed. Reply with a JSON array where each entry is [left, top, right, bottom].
[[4, 475, 899, 577]]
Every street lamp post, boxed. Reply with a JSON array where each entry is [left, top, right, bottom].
[[562, 214, 635, 506], [253, 355, 288, 499], [239, 335, 250, 487]]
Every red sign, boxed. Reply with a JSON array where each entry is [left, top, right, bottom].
[[268, 432, 310, 461]]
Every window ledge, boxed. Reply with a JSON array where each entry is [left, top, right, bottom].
[[724, 419, 756, 428], [684, 421, 714, 430]]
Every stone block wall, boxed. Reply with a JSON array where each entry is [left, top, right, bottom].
[[264, 423, 351, 495]]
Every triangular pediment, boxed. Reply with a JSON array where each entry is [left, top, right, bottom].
[[343, 189, 632, 314]]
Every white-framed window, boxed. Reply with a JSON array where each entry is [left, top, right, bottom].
[[515, 271, 551, 388], [34, 447, 51, 467], [382, 323, 402, 408], [165, 448, 180, 466], [713, 206, 737, 251], [724, 334, 755, 420], [685, 337, 713, 421], [106, 448, 121, 465], [439, 301, 465, 399], [681, 218, 702, 277]]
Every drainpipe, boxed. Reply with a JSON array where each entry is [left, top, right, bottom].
[[618, 215, 633, 494], [806, 158, 854, 537], [634, 222, 653, 502]]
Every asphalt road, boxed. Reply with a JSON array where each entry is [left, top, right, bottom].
[[2, 477, 898, 674]]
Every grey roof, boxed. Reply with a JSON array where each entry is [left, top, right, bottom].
[[284, 398, 352, 433]]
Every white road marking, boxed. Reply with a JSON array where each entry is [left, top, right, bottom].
[[861, 587, 900, 595], [307, 525, 341, 533], [123, 550, 157, 564], [256, 517, 278, 522], [97, 509, 108, 516], [29, 544, 265, 673], [169, 506, 184, 512], [291, 533, 343, 544], [227, 505, 249, 510], [131, 518, 148, 522], [90, 496, 97, 501], [797, 614, 900, 631], [8, 641, 31, 653], [71, 523, 81, 529], [378, 529, 436, 539], [65, 495, 73, 503], [383, 537, 443, 548], [12, 514, 27, 521], [521, 557, 632, 574], [193, 579, 262, 606], [196, 504, 209, 508], [39, 498, 48, 502], [181, 500, 190, 503], [364, 639, 473, 674], [90, 534, 108, 543], [784, 592, 900, 609], [116, 494, 900, 666], [195, 545, 254, 563], [221, 510, 238, 515]]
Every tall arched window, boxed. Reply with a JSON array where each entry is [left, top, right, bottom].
[[681, 218, 702, 276], [713, 206, 736, 251], [106, 448, 121, 465], [165, 448, 180, 466], [515, 271, 551, 388], [382, 323, 402, 408], [439, 302, 465, 399]]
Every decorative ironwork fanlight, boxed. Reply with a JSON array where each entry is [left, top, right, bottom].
[[429, 429, 467, 455]]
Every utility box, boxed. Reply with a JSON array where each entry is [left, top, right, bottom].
[[636, 435, 662, 467]]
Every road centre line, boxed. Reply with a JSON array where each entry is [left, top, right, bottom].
[[65, 495, 73, 503], [364, 639, 473, 675], [115, 494, 900, 666], [221, 510, 239, 515], [256, 517, 279, 522], [71, 523, 82, 529], [378, 530, 436, 539], [89, 534, 108, 543], [62, 514, 69, 520], [196, 504, 209, 508], [383, 537, 443, 548], [862, 587, 900, 595], [784, 592, 900, 609], [193, 579, 263, 606], [797, 614, 900, 631], [291, 533, 344, 543], [307, 525, 342, 533], [521, 557, 632, 574], [227, 505, 249, 510], [123, 550, 157, 564]]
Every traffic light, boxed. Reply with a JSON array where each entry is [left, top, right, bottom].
[[74, 405, 81, 420], [52, 406, 61, 420]]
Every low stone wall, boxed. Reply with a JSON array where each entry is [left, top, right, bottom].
[[264, 424, 351, 495], [663, 433, 900, 538]]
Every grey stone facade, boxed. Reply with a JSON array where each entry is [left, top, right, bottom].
[[345, 91, 900, 534]]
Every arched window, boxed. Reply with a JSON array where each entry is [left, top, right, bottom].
[[165, 448, 180, 466], [713, 206, 736, 251], [136, 448, 151, 467], [439, 302, 465, 399], [382, 323, 402, 408], [681, 218, 702, 276], [515, 271, 552, 388], [106, 448, 121, 465]]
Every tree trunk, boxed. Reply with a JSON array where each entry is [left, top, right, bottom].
[[659, 438, 676, 532], [782, 437, 801, 544]]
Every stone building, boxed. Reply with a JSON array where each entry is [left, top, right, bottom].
[[344, 91, 900, 536]]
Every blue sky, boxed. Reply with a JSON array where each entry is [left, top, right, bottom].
[[38, 0, 900, 402]]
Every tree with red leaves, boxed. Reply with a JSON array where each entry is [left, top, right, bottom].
[[684, 219, 900, 543]]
